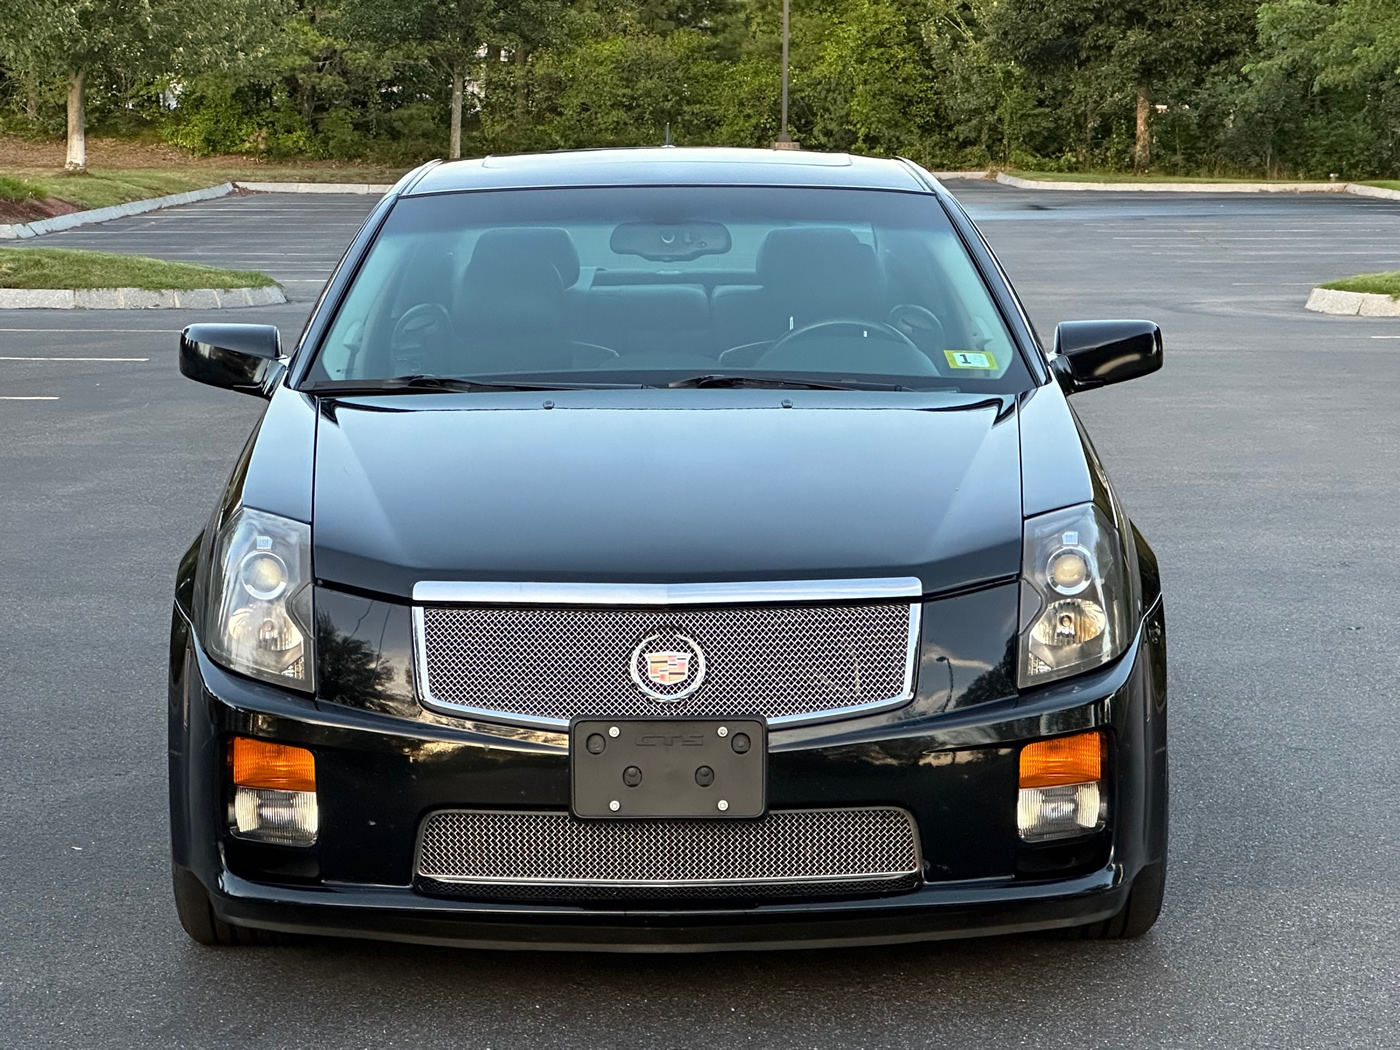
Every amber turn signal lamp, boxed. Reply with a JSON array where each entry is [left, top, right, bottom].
[[1019, 731, 1104, 789], [230, 737, 316, 792]]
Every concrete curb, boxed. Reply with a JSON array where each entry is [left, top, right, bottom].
[[995, 172, 1349, 194], [235, 181, 393, 195], [0, 182, 234, 240], [988, 172, 1400, 200], [0, 285, 286, 310], [1306, 287, 1400, 317]]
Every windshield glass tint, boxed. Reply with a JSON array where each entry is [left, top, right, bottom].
[[309, 186, 1030, 391]]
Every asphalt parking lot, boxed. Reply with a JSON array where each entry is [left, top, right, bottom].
[[3, 184, 1399, 1049]]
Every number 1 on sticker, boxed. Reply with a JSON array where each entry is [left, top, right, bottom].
[[944, 350, 995, 370]]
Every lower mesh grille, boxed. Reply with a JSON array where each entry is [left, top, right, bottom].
[[415, 808, 922, 900]]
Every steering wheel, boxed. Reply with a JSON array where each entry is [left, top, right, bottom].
[[756, 319, 940, 376], [390, 302, 452, 371], [887, 304, 946, 367]]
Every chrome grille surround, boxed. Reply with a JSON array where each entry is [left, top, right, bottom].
[[412, 578, 922, 728], [414, 808, 922, 896]]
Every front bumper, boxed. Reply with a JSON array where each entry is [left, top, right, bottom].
[[168, 598, 1166, 951]]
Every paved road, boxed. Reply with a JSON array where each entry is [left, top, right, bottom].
[[2, 187, 1399, 1049]]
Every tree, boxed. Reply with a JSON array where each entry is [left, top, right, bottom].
[[1241, 0, 1400, 177], [0, 0, 280, 171], [340, 0, 564, 159], [989, 0, 1256, 170]]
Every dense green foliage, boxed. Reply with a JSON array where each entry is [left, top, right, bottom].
[[1, 0, 1397, 176]]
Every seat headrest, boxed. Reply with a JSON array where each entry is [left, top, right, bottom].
[[468, 227, 580, 287], [459, 251, 565, 336], [756, 228, 873, 287], [755, 227, 881, 320]]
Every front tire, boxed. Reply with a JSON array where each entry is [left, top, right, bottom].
[[172, 863, 279, 946], [1065, 861, 1165, 940]]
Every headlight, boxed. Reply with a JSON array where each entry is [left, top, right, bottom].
[[1018, 503, 1130, 688], [207, 506, 315, 691]]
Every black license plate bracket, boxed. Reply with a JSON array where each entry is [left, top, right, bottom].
[[570, 718, 767, 819]]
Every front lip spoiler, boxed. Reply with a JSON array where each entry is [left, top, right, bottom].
[[209, 867, 1126, 953]]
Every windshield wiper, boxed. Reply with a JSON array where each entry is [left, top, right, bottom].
[[302, 374, 645, 396], [666, 373, 911, 392]]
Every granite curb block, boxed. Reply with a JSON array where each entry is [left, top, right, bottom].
[[0, 182, 234, 240], [1305, 287, 1400, 317], [234, 181, 394, 195], [0, 285, 286, 310]]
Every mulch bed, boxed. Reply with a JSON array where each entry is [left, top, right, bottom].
[[0, 196, 81, 224]]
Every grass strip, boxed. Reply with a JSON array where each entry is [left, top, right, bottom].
[[0, 171, 226, 209], [1320, 271, 1400, 299], [0, 164, 408, 209], [1004, 170, 1339, 184], [0, 246, 277, 291], [0, 165, 407, 206], [0, 174, 44, 200]]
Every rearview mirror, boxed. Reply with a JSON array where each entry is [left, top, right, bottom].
[[1051, 320, 1162, 394], [179, 324, 282, 398], [610, 221, 731, 262]]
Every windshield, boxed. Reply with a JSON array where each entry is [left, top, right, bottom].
[[306, 186, 1032, 392]]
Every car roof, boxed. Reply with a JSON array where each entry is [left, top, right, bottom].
[[404, 147, 934, 196]]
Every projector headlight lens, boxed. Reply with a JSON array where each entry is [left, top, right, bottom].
[[1018, 503, 1130, 688], [207, 507, 314, 692]]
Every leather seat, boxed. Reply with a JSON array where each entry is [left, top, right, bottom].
[[579, 285, 712, 359], [713, 227, 884, 352], [455, 231, 578, 374]]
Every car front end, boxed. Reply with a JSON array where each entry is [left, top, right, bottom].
[[168, 149, 1167, 950]]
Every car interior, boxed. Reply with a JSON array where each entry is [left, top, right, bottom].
[[325, 221, 1017, 383]]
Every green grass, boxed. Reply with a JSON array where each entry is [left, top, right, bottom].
[[0, 165, 406, 208], [1006, 169, 1331, 184], [1320, 271, 1400, 298], [203, 164, 407, 184], [0, 174, 43, 200], [0, 247, 277, 290], [8, 168, 226, 207]]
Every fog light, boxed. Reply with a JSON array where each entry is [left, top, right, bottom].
[[1017, 782, 1105, 842], [233, 787, 319, 846], [1017, 731, 1106, 842], [230, 737, 317, 846]]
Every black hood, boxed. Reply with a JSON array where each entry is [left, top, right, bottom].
[[311, 393, 1023, 600]]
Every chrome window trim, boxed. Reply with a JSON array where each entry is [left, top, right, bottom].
[[410, 592, 922, 730], [411, 577, 923, 606]]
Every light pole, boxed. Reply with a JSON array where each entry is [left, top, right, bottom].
[[774, 0, 798, 149]]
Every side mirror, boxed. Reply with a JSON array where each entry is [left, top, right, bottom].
[[1051, 320, 1162, 395], [179, 324, 282, 398]]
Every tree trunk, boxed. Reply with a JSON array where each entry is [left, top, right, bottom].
[[514, 47, 527, 124], [1134, 85, 1150, 171], [450, 61, 464, 160], [65, 71, 87, 173], [24, 78, 40, 124]]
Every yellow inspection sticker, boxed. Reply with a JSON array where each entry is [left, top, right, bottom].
[[944, 350, 997, 370]]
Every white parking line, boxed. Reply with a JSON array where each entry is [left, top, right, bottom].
[[0, 328, 173, 333], [0, 356, 149, 362], [0, 395, 59, 400]]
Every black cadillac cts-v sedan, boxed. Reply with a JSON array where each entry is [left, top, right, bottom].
[[169, 148, 1167, 950]]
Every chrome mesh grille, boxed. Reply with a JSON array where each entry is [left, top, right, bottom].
[[415, 808, 921, 896], [417, 601, 916, 726]]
